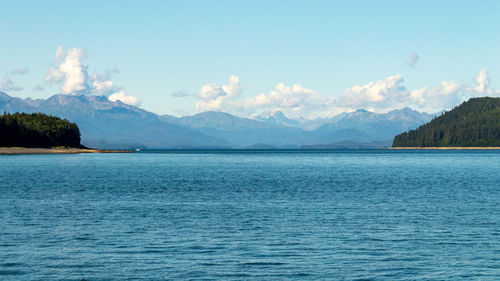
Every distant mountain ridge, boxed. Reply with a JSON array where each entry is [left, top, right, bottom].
[[312, 108, 434, 143], [1, 91, 436, 149], [165, 108, 435, 146], [165, 111, 307, 147]]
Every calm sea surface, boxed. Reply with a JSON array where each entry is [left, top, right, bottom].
[[0, 150, 499, 280]]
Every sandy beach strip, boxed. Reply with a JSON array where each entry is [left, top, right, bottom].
[[389, 147, 500, 150], [0, 147, 134, 155]]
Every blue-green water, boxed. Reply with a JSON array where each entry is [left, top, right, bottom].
[[0, 150, 499, 280]]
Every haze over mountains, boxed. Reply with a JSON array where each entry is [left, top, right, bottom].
[[0, 92, 436, 149]]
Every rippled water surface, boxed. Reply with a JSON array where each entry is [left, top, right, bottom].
[[0, 150, 499, 280]]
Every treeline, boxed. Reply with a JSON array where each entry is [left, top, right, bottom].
[[393, 97, 500, 147], [0, 112, 81, 148]]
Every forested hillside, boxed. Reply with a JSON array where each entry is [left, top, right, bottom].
[[0, 112, 81, 148], [393, 97, 500, 147]]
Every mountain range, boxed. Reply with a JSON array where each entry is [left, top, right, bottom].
[[0, 92, 436, 149]]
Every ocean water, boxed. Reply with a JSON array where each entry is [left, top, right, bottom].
[[0, 150, 499, 280]]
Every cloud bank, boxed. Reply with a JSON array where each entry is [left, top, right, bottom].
[[194, 70, 499, 118]]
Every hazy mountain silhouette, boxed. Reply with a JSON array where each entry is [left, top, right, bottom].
[[311, 108, 435, 143], [164, 111, 306, 147]]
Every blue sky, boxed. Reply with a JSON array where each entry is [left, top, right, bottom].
[[1, 0, 500, 117]]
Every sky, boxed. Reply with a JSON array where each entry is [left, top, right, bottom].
[[1, 0, 500, 118]]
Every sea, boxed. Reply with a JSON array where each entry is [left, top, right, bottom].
[[0, 150, 499, 280]]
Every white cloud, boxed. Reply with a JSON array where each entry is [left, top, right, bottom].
[[45, 47, 89, 94], [44, 46, 140, 106], [403, 69, 499, 112], [108, 90, 141, 106], [333, 74, 411, 112], [409, 86, 427, 106], [195, 75, 242, 112], [412, 81, 464, 112], [468, 69, 499, 97], [0, 75, 23, 92], [406, 51, 420, 68], [92, 79, 115, 94], [89, 70, 120, 95], [243, 83, 323, 118]]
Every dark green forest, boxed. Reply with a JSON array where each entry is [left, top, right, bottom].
[[0, 112, 81, 148], [393, 97, 500, 147]]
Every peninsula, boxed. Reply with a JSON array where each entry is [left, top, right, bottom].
[[0, 112, 131, 154], [392, 97, 500, 148]]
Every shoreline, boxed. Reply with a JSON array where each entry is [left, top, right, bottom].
[[0, 147, 134, 155], [389, 147, 500, 150]]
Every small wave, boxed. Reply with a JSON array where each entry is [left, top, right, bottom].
[[0, 269, 26, 275], [240, 261, 286, 266], [1, 262, 24, 267]]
